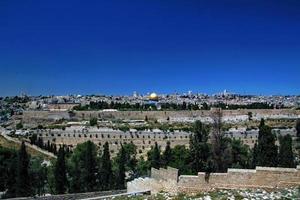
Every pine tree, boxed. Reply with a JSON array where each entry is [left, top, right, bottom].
[[100, 142, 112, 190], [278, 134, 294, 168], [16, 141, 32, 197], [257, 119, 278, 167], [189, 120, 210, 173], [116, 145, 126, 189], [54, 146, 68, 194], [162, 141, 172, 167]]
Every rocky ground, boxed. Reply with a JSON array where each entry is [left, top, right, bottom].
[[113, 188, 300, 200]]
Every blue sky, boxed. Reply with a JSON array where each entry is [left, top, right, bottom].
[[0, 0, 299, 96]]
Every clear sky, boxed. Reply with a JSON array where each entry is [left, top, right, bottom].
[[0, 0, 299, 96]]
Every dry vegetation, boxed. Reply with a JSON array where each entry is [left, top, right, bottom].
[[0, 135, 53, 160]]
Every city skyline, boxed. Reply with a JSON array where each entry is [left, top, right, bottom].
[[1, 0, 300, 96]]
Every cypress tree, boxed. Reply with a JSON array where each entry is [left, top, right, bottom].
[[69, 160, 81, 193], [296, 119, 300, 138], [46, 140, 50, 151], [251, 142, 258, 168], [53, 144, 57, 155], [16, 141, 32, 197], [100, 142, 112, 190], [189, 120, 210, 173], [210, 109, 231, 172], [257, 119, 278, 167], [6, 158, 17, 198], [116, 145, 126, 189], [54, 146, 68, 194], [149, 142, 161, 169], [278, 134, 294, 168], [162, 141, 172, 167], [259, 118, 265, 128], [0, 147, 17, 198], [83, 141, 97, 192]]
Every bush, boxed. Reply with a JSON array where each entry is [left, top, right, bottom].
[[16, 122, 23, 130], [89, 118, 98, 126]]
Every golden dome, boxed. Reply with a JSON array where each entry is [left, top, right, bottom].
[[149, 92, 158, 101]]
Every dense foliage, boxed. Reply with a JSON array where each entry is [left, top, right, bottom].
[[0, 118, 297, 198], [256, 119, 278, 167], [278, 134, 295, 168], [73, 101, 276, 111], [0, 142, 48, 198]]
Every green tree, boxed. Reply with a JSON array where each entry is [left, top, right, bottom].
[[278, 134, 295, 168], [29, 134, 37, 145], [16, 141, 32, 197], [230, 139, 251, 169], [0, 146, 17, 198], [16, 122, 23, 130], [30, 157, 48, 196], [115, 145, 126, 189], [251, 142, 258, 168], [54, 147, 68, 194], [117, 143, 137, 180], [84, 141, 97, 191], [259, 118, 265, 128], [248, 112, 253, 121], [296, 119, 300, 138], [189, 120, 210, 173], [68, 158, 81, 193], [257, 119, 278, 167], [68, 141, 98, 193], [162, 141, 172, 167], [136, 156, 150, 177], [89, 117, 98, 126], [210, 109, 231, 172], [99, 142, 112, 190], [148, 142, 161, 169], [169, 145, 191, 175]]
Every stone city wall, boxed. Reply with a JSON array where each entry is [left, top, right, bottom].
[[178, 166, 300, 193], [34, 127, 295, 151], [151, 167, 178, 182], [128, 167, 178, 195], [22, 109, 300, 126], [127, 166, 300, 194], [73, 109, 300, 123], [35, 127, 190, 153]]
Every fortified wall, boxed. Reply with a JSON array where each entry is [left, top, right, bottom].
[[127, 166, 300, 194], [34, 127, 190, 153], [22, 109, 300, 126], [72, 109, 300, 122]]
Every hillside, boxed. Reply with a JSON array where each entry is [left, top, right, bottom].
[[0, 135, 54, 160]]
